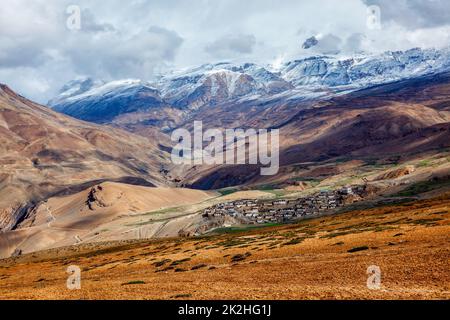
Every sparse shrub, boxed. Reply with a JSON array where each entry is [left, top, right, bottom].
[[153, 259, 171, 267], [347, 246, 369, 253], [191, 264, 207, 270], [155, 266, 174, 273], [170, 258, 191, 266], [121, 280, 145, 285], [283, 237, 304, 246], [171, 294, 192, 299], [231, 252, 251, 262]]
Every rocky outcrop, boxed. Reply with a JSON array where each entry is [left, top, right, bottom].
[[0, 203, 33, 232], [85, 186, 109, 211], [11, 248, 22, 257], [376, 166, 416, 181], [302, 36, 319, 49]]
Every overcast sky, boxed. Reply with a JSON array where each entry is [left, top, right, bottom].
[[1, 0, 450, 103]]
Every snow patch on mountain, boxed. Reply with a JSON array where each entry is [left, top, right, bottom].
[[49, 78, 165, 123], [279, 48, 450, 89]]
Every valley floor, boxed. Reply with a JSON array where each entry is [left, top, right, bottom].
[[0, 195, 449, 300]]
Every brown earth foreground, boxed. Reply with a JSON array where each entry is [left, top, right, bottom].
[[0, 195, 449, 300]]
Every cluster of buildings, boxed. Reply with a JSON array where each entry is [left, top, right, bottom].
[[203, 186, 366, 225]]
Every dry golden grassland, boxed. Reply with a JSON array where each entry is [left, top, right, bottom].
[[0, 194, 449, 300]]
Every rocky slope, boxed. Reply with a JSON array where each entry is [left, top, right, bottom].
[[183, 72, 450, 189]]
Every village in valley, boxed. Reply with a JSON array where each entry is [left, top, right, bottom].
[[203, 186, 369, 225]]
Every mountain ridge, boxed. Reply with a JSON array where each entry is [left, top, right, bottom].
[[49, 47, 450, 127]]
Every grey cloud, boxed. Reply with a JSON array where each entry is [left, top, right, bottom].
[[0, 40, 51, 68], [317, 34, 342, 54], [306, 34, 343, 55], [81, 9, 116, 33], [147, 26, 184, 61], [64, 25, 184, 80], [205, 34, 257, 57], [343, 33, 366, 52], [363, 0, 450, 29]]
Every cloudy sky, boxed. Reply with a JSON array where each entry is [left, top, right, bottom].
[[1, 0, 450, 103]]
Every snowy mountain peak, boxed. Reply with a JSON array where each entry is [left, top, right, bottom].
[[49, 77, 105, 106]]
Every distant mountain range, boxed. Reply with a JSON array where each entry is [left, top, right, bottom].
[[49, 47, 450, 125]]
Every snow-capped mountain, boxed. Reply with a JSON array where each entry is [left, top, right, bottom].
[[49, 78, 166, 123], [48, 77, 106, 106], [157, 62, 293, 109], [281, 48, 450, 88], [49, 47, 450, 123]]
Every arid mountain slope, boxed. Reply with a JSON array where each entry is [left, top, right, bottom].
[[0, 182, 215, 259], [279, 73, 450, 162], [185, 74, 450, 189], [280, 103, 450, 164], [0, 84, 170, 231]]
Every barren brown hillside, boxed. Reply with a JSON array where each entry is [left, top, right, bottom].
[[183, 74, 450, 189], [0, 84, 171, 231], [0, 182, 216, 259]]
